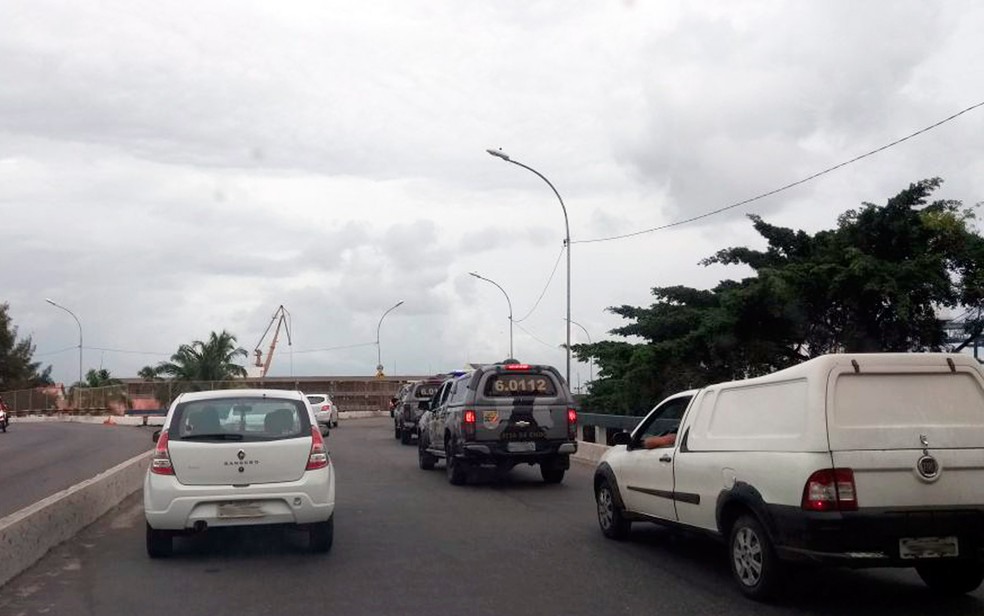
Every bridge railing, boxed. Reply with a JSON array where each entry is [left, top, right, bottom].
[[577, 412, 641, 446]]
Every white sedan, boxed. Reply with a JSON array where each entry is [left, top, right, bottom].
[[144, 389, 335, 557], [306, 393, 339, 428]]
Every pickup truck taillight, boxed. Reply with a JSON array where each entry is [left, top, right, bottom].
[[462, 409, 477, 440], [567, 408, 577, 440], [802, 468, 857, 512], [150, 430, 175, 476]]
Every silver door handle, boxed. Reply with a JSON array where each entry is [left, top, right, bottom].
[[659, 454, 672, 463]]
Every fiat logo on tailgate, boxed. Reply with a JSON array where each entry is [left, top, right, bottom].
[[916, 455, 940, 482]]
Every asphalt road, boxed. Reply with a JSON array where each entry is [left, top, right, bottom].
[[1, 418, 981, 615], [0, 422, 154, 519]]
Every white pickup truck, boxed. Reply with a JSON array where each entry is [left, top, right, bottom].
[[594, 353, 984, 600]]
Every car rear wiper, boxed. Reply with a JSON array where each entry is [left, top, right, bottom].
[[179, 433, 244, 441]]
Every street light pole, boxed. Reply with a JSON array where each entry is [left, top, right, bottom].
[[45, 298, 83, 403], [486, 148, 571, 385], [375, 300, 404, 377], [567, 318, 593, 383], [469, 272, 514, 359]]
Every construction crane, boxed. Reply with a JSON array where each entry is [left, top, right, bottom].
[[252, 305, 292, 378]]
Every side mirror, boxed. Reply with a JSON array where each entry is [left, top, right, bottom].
[[418, 401, 430, 411], [320, 425, 330, 438], [152, 429, 162, 444], [612, 431, 632, 446]]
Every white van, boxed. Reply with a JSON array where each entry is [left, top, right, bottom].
[[594, 353, 984, 600]]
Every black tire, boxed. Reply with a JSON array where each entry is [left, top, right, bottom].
[[916, 561, 984, 595], [729, 515, 783, 601], [445, 438, 468, 485], [418, 441, 437, 470], [146, 523, 173, 558], [309, 516, 334, 553], [596, 479, 631, 540], [400, 428, 413, 445], [394, 423, 401, 439], [541, 466, 565, 484]]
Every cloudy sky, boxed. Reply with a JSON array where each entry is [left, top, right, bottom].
[[2, 0, 983, 387]]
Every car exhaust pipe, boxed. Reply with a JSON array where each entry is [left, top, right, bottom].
[[193, 520, 208, 533]]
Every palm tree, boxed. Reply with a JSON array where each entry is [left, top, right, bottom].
[[138, 365, 159, 381], [81, 368, 122, 388], [154, 330, 248, 382]]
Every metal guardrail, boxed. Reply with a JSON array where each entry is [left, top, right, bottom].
[[578, 412, 641, 430], [577, 412, 642, 445]]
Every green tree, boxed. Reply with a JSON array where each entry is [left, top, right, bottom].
[[0, 302, 53, 391], [137, 365, 160, 381], [150, 330, 248, 381], [76, 368, 122, 388], [575, 179, 984, 414]]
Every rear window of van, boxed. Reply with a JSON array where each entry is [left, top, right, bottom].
[[172, 398, 311, 442], [832, 372, 984, 428]]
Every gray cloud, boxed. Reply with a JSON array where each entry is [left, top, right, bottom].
[[3, 0, 983, 386]]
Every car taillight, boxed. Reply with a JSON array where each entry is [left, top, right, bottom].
[[567, 408, 577, 439], [321, 404, 330, 412], [306, 426, 329, 470], [462, 409, 477, 440], [802, 468, 857, 512], [150, 430, 175, 476]]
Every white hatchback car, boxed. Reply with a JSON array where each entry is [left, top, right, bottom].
[[306, 393, 339, 428], [144, 389, 335, 557]]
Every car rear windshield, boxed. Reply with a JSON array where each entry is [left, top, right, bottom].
[[306, 395, 328, 405], [484, 373, 557, 397], [172, 398, 311, 442], [415, 385, 439, 399]]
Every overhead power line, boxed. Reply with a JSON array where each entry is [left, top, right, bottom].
[[514, 322, 559, 350], [84, 346, 171, 356], [35, 345, 80, 358], [514, 244, 565, 323], [292, 342, 378, 354], [575, 100, 984, 245]]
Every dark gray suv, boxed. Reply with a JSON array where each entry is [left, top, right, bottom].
[[417, 362, 578, 485], [394, 377, 444, 445]]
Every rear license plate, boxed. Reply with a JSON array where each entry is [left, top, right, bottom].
[[217, 501, 265, 519], [506, 441, 536, 453], [899, 536, 959, 559]]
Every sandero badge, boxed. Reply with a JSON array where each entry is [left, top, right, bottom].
[[225, 450, 259, 472]]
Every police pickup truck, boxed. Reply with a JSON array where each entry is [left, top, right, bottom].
[[417, 363, 578, 485]]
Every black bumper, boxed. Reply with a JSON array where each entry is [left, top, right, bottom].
[[459, 441, 577, 465], [767, 505, 984, 567]]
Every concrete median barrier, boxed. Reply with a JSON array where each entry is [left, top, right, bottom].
[[0, 450, 152, 588], [571, 441, 610, 465]]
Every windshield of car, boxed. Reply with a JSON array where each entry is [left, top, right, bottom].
[[172, 398, 310, 441]]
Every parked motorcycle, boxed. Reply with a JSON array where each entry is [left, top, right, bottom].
[[0, 396, 9, 432]]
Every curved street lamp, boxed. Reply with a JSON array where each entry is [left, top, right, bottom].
[[567, 318, 593, 383], [45, 298, 83, 404], [470, 272, 514, 359], [486, 148, 571, 385], [376, 300, 404, 377]]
